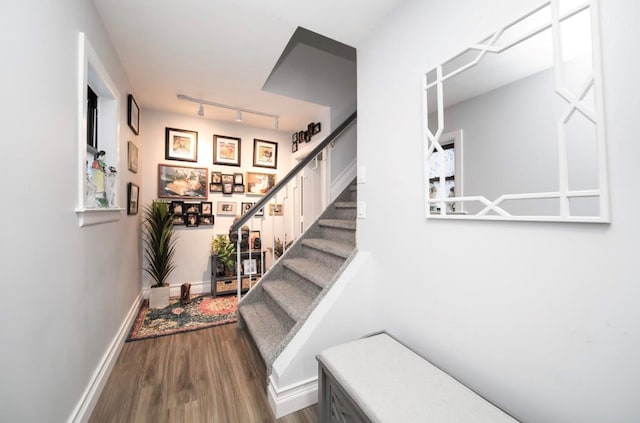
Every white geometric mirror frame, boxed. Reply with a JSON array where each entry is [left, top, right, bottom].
[[422, 0, 609, 223]]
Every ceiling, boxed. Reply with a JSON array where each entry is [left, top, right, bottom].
[[92, 0, 405, 132]]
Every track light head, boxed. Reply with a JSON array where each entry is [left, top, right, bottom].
[[197, 103, 204, 117], [274, 117, 279, 129], [235, 110, 242, 122]]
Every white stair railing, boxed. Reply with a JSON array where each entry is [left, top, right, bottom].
[[230, 111, 357, 300]]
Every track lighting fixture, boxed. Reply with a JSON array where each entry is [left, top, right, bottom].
[[177, 94, 279, 129]]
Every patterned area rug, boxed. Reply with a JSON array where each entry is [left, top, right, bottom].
[[126, 294, 237, 341]]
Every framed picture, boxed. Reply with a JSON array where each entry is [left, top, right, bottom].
[[127, 94, 140, 135], [165, 127, 198, 162], [127, 141, 138, 173], [158, 164, 208, 200], [201, 201, 212, 215], [241, 201, 253, 215], [222, 182, 233, 194], [211, 172, 222, 184], [255, 206, 264, 217], [292, 140, 298, 153], [127, 182, 139, 215], [249, 230, 261, 249], [312, 122, 322, 135], [246, 171, 277, 196], [210, 183, 223, 193], [199, 214, 214, 225], [170, 200, 184, 215], [185, 203, 201, 214], [242, 258, 257, 275], [233, 173, 244, 185], [299, 130, 307, 143], [269, 203, 284, 216], [292, 132, 298, 143], [172, 214, 185, 225], [213, 134, 241, 166], [185, 212, 199, 227], [233, 184, 245, 193], [216, 201, 237, 215], [221, 174, 234, 184], [253, 139, 278, 169]]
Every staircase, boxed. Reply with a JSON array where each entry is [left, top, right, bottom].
[[238, 183, 357, 370]]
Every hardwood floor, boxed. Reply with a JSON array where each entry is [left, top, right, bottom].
[[89, 323, 317, 422]]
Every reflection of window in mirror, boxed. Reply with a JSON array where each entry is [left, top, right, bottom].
[[428, 130, 463, 213]]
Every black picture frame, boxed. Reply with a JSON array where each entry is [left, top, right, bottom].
[[127, 94, 140, 135], [222, 182, 233, 194], [241, 202, 253, 215], [233, 173, 244, 185], [292, 132, 298, 142], [312, 122, 322, 135], [185, 203, 201, 214], [213, 134, 241, 166], [233, 184, 245, 193], [127, 182, 139, 215], [253, 139, 278, 169], [201, 201, 213, 215], [185, 212, 199, 227], [170, 200, 184, 215], [210, 183, 223, 193], [172, 214, 185, 225], [292, 140, 298, 153], [211, 171, 222, 184], [221, 174, 234, 184], [165, 127, 198, 162], [198, 214, 214, 225]]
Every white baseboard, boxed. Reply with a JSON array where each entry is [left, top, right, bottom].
[[331, 158, 357, 201], [143, 280, 210, 299], [268, 375, 318, 418], [68, 291, 143, 423]]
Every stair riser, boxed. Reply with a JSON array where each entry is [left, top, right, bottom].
[[318, 226, 355, 246], [282, 266, 327, 290], [301, 245, 345, 271], [333, 207, 357, 220], [239, 294, 294, 362]]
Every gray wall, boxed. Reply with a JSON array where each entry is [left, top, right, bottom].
[[358, 0, 640, 422], [0, 1, 141, 421]]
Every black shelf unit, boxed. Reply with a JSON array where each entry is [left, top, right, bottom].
[[210, 250, 266, 297]]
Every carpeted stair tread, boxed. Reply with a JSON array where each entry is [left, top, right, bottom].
[[263, 279, 317, 322], [240, 302, 290, 363], [334, 202, 356, 209], [319, 219, 356, 230], [302, 238, 353, 259], [283, 257, 334, 288]]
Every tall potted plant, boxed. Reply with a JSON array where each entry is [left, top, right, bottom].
[[143, 200, 177, 308]]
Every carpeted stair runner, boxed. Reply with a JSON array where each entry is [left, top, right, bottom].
[[238, 183, 357, 369]]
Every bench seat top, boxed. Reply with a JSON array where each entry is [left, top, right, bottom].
[[317, 333, 518, 423]]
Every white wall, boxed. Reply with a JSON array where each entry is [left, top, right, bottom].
[[140, 109, 295, 290], [357, 0, 640, 422], [0, 1, 141, 422]]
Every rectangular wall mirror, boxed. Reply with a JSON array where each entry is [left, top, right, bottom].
[[423, 0, 609, 222]]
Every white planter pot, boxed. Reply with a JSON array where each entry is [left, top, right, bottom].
[[149, 286, 170, 309]]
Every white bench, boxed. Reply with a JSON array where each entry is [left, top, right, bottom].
[[317, 333, 519, 423]]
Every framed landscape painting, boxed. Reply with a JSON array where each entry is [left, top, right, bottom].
[[246, 172, 276, 196], [158, 164, 208, 200]]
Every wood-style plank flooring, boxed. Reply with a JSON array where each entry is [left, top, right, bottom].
[[89, 323, 317, 422]]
